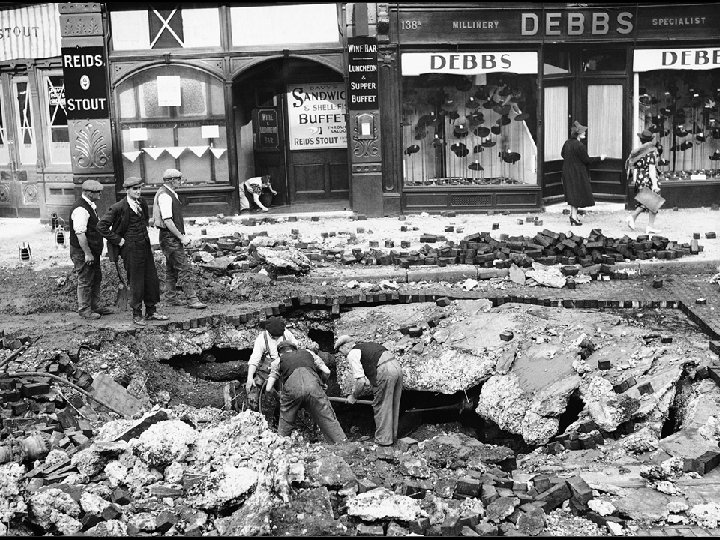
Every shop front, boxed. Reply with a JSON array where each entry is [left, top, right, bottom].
[[384, 2, 720, 213], [107, 3, 346, 216]]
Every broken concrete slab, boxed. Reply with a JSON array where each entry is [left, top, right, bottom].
[[307, 454, 357, 489], [347, 487, 427, 522], [90, 374, 143, 418]]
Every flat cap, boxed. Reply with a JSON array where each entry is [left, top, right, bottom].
[[276, 340, 297, 353], [163, 168, 183, 180], [81, 179, 103, 192], [123, 177, 144, 189]]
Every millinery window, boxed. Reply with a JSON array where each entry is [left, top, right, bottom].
[[117, 66, 227, 186]]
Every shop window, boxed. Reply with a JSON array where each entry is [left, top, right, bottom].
[[44, 74, 70, 165], [230, 4, 340, 47], [0, 87, 9, 165], [543, 86, 569, 161], [401, 73, 538, 188], [117, 65, 227, 186], [587, 84, 623, 158], [13, 78, 36, 166], [637, 69, 720, 181], [543, 50, 571, 75]]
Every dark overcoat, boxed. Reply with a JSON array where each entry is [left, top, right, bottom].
[[561, 138, 601, 208]]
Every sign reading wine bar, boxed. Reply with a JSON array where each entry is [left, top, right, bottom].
[[347, 36, 378, 110]]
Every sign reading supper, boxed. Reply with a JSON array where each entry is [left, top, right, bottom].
[[287, 83, 347, 150]]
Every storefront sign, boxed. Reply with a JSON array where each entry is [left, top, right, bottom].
[[60, 46, 109, 120], [401, 51, 538, 76], [634, 48, 720, 71], [636, 5, 720, 39], [286, 83, 346, 151], [396, 7, 635, 42], [347, 36, 378, 110], [0, 3, 60, 61], [255, 109, 279, 150]]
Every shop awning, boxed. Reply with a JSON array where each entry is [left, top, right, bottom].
[[634, 48, 720, 72]]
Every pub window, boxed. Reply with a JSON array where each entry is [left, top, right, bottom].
[[13, 78, 36, 166], [400, 60, 538, 188], [634, 49, 720, 182], [0, 86, 9, 165], [43, 73, 70, 165], [117, 65, 228, 186]]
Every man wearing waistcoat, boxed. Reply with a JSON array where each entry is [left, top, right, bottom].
[[265, 341, 346, 443], [334, 335, 403, 446], [153, 168, 206, 310], [69, 179, 113, 319], [97, 177, 167, 326]]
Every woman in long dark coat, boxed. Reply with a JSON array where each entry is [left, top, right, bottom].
[[561, 121, 606, 226]]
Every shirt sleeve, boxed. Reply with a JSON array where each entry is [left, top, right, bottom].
[[157, 192, 173, 220], [309, 350, 330, 376], [347, 349, 365, 380], [268, 357, 281, 381], [283, 330, 298, 346], [248, 333, 266, 368], [71, 206, 90, 234]]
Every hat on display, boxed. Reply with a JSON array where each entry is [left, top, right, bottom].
[[468, 160, 484, 171], [81, 180, 103, 192], [162, 168, 182, 180], [638, 129, 654, 142], [265, 316, 286, 337], [123, 177, 144, 189]]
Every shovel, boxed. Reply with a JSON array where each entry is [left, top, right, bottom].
[[114, 260, 129, 311]]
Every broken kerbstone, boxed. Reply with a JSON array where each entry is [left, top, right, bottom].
[[347, 487, 427, 522]]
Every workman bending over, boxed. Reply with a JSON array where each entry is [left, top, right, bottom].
[[334, 335, 403, 446], [265, 341, 346, 443]]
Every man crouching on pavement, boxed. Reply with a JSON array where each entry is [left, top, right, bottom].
[[265, 341, 347, 443], [334, 335, 403, 446], [153, 168, 206, 309]]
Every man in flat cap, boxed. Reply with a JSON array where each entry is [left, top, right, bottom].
[[245, 316, 298, 412], [69, 179, 113, 319], [265, 340, 346, 443], [98, 177, 167, 326], [152, 168, 206, 310], [334, 335, 403, 446]]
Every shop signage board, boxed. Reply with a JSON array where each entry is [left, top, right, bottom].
[[60, 46, 109, 120], [0, 3, 60, 62], [396, 7, 636, 42], [634, 48, 720, 71], [286, 83, 347, 151], [347, 36, 379, 110], [255, 109, 279, 150], [635, 4, 720, 40], [401, 51, 538, 76]]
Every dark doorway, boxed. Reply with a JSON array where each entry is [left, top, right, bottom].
[[232, 58, 349, 210], [541, 45, 629, 205]]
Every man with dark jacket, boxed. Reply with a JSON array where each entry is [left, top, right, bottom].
[[265, 341, 346, 443], [152, 168, 206, 309], [97, 177, 167, 326], [69, 179, 113, 319], [334, 335, 403, 446]]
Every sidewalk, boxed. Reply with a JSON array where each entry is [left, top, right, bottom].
[[1, 202, 719, 273]]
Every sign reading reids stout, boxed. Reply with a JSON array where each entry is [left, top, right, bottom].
[[61, 46, 109, 120], [348, 36, 379, 110]]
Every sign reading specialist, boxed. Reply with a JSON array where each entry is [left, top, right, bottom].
[[61, 46, 109, 120], [348, 36, 378, 110]]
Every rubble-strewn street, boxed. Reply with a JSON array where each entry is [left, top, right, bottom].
[[1, 206, 720, 537]]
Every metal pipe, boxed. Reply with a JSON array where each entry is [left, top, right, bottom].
[[328, 396, 373, 406]]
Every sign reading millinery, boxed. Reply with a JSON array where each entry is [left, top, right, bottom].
[[286, 83, 347, 150], [634, 48, 720, 72], [348, 36, 378, 110], [256, 109, 279, 150], [401, 51, 538, 76], [61, 46, 109, 120]]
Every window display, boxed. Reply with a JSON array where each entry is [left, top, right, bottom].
[[401, 73, 537, 188], [638, 70, 720, 182]]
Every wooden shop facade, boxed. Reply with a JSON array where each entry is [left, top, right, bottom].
[[1, 3, 719, 220]]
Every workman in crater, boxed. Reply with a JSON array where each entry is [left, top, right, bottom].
[[265, 340, 346, 443], [334, 335, 403, 446]]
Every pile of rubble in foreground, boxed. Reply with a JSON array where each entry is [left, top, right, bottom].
[[3, 403, 720, 536]]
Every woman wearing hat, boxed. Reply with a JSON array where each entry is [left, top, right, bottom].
[[561, 121, 606, 226], [625, 129, 661, 234]]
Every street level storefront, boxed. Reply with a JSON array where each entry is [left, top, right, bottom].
[[0, 3, 68, 219], [107, 3, 347, 216], [383, 2, 720, 214]]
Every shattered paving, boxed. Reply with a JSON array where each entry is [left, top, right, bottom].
[[1, 214, 720, 536]]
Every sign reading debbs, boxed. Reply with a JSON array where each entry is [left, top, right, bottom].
[[287, 83, 347, 151], [401, 51, 538, 76], [634, 48, 720, 72], [61, 46, 109, 120]]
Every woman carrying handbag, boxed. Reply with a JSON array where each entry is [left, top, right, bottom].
[[625, 129, 663, 235]]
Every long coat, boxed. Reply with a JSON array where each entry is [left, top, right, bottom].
[[561, 138, 601, 208], [97, 198, 150, 261]]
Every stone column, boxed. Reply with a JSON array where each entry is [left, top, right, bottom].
[[59, 3, 115, 211]]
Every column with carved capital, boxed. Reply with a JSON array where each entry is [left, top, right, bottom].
[[59, 3, 115, 211]]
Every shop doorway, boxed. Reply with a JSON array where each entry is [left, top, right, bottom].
[[542, 46, 628, 205], [232, 58, 348, 211]]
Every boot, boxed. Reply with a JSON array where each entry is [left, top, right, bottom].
[[186, 296, 207, 309]]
